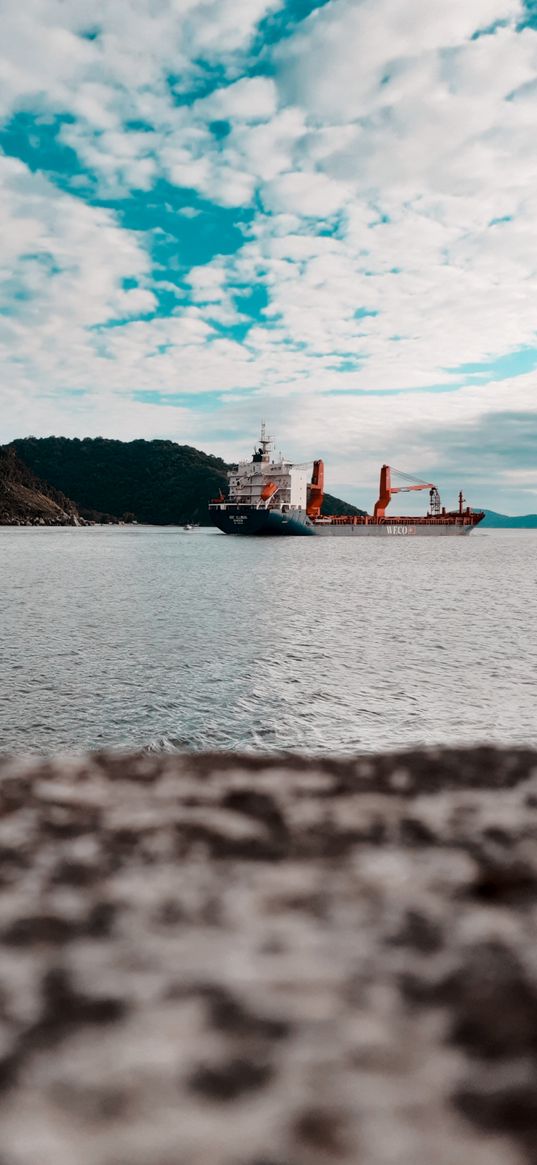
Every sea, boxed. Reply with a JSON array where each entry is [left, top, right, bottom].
[[1, 526, 535, 756]]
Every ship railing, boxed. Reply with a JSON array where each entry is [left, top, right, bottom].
[[314, 513, 480, 526]]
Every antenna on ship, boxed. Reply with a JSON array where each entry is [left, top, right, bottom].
[[257, 420, 273, 464]]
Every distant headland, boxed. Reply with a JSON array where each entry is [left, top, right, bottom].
[[479, 509, 537, 529]]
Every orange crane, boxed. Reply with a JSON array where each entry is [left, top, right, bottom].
[[307, 459, 325, 519], [373, 465, 440, 519]]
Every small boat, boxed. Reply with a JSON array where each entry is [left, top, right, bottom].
[[183, 523, 193, 531]]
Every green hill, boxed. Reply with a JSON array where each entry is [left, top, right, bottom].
[[7, 437, 366, 525], [322, 492, 366, 518]]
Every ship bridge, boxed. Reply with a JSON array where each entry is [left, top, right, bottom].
[[228, 426, 310, 511]]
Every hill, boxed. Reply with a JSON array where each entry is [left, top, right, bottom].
[[481, 509, 537, 528], [10, 437, 229, 526], [10, 437, 364, 524], [322, 492, 366, 518], [0, 447, 84, 526]]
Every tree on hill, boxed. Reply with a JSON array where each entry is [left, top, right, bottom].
[[322, 492, 366, 518]]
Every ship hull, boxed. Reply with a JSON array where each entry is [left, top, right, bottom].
[[313, 523, 476, 536], [210, 507, 481, 536], [210, 506, 315, 536]]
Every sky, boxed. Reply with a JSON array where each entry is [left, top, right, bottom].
[[1, 0, 537, 513]]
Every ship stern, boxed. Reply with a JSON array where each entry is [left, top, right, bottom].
[[209, 504, 315, 536]]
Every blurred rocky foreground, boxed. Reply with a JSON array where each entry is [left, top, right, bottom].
[[0, 748, 537, 1165]]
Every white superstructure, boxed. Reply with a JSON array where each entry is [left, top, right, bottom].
[[228, 424, 309, 512]]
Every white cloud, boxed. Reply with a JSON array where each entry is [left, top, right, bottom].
[[0, 154, 155, 328], [0, 0, 283, 123], [186, 0, 281, 54], [196, 76, 277, 122], [229, 107, 306, 182], [277, 0, 524, 118], [1, 0, 537, 511], [262, 170, 350, 216]]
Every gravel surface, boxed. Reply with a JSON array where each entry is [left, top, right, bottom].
[[0, 747, 536, 1165]]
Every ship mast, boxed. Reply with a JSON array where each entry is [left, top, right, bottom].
[[254, 421, 273, 465]]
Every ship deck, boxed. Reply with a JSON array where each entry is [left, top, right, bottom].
[[314, 513, 483, 528]]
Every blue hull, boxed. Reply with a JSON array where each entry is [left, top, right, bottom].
[[210, 506, 315, 536], [210, 506, 483, 536]]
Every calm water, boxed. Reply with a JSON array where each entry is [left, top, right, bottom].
[[0, 526, 535, 755]]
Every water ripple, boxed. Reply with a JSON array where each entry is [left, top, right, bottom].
[[0, 526, 536, 755]]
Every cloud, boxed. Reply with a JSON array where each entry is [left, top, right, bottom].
[[197, 77, 278, 122], [277, 0, 525, 118], [0, 154, 155, 328], [1, 0, 537, 511], [262, 170, 349, 216], [0, 1, 283, 121]]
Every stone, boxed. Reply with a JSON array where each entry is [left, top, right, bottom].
[[0, 747, 536, 1165]]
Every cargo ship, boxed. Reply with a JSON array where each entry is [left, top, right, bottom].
[[209, 426, 485, 537]]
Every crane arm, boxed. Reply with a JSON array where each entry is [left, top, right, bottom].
[[373, 465, 436, 519], [307, 459, 325, 519], [390, 484, 434, 494]]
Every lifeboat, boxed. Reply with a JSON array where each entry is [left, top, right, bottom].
[[260, 481, 279, 503]]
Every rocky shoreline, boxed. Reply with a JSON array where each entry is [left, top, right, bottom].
[[0, 515, 87, 527], [0, 447, 86, 527], [0, 746, 536, 1165]]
